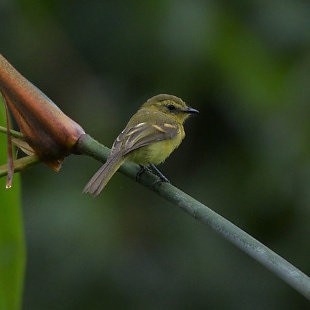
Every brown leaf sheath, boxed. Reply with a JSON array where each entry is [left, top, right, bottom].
[[0, 54, 85, 170]]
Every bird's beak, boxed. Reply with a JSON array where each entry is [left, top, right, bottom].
[[186, 107, 199, 114]]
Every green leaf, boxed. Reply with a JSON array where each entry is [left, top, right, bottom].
[[0, 98, 25, 310]]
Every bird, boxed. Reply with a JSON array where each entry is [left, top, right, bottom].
[[83, 94, 198, 196]]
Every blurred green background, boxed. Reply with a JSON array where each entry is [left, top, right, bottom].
[[1, 0, 310, 309]]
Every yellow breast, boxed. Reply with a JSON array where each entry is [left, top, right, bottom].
[[128, 126, 185, 165]]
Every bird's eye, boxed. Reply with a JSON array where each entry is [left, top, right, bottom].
[[167, 104, 176, 111]]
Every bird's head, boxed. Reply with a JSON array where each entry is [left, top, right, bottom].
[[142, 94, 199, 123]]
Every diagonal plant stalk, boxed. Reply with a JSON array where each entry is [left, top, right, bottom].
[[75, 134, 310, 300]]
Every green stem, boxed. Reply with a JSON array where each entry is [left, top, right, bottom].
[[0, 125, 24, 139], [76, 134, 310, 300], [0, 155, 40, 177]]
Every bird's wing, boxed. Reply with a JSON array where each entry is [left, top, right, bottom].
[[111, 121, 179, 156]]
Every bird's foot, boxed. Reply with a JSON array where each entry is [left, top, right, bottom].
[[149, 164, 170, 183]]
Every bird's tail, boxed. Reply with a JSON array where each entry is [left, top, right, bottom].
[[83, 155, 125, 196]]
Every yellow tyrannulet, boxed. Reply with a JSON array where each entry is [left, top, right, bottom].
[[83, 94, 198, 196]]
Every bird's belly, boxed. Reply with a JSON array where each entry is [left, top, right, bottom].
[[128, 136, 183, 165]]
